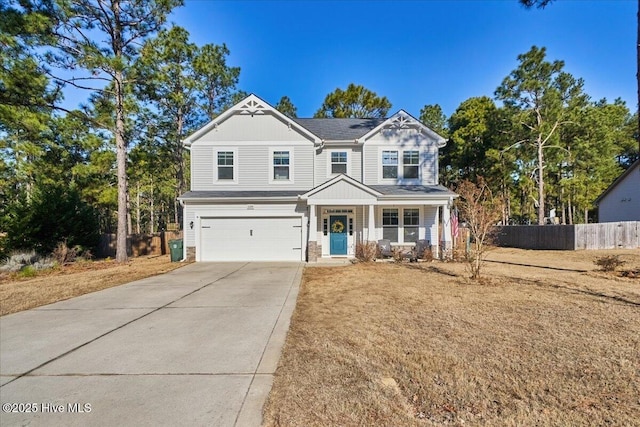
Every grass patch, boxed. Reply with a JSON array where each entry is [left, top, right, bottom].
[[264, 249, 640, 426], [0, 255, 188, 316]]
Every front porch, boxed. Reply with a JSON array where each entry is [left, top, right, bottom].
[[300, 175, 457, 262], [306, 203, 454, 262]]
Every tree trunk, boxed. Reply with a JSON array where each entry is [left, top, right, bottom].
[[537, 136, 545, 225], [114, 0, 128, 262], [136, 183, 141, 234], [150, 179, 155, 234], [568, 195, 573, 225]]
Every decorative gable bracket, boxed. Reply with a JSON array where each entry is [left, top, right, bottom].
[[238, 98, 268, 116]]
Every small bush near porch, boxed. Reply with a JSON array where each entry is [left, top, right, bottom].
[[263, 248, 640, 426]]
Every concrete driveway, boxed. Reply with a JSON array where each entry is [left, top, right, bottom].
[[0, 262, 302, 427]]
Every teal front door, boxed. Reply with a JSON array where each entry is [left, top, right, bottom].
[[329, 215, 348, 255]]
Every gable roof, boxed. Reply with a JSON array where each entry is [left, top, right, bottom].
[[183, 94, 321, 146], [183, 94, 447, 146], [594, 159, 640, 205], [358, 110, 447, 146], [300, 174, 382, 199], [292, 118, 385, 141]]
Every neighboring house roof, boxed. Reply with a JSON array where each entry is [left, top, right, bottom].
[[594, 159, 640, 205], [292, 118, 385, 141]]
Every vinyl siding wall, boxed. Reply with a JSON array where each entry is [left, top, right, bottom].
[[598, 164, 640, 222], [362, 130, 439, 185], [314, 145, 363, 185], [190, 113, 315, 191]]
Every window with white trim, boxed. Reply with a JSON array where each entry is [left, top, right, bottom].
[[403, 208, 419, 242], [217, 151, 234, 180], [273, 151, 290, 180], [382, 150, 398, 179], [382, 209, 398, 242], [403, 150, 419, 179], [331, 151, 348, 174]]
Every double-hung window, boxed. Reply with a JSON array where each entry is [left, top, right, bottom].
[[331, 151, 348, 174], [382, 209, 399, 242], [403, 151, 419, 179], [217, 151, 234, 180], [403, 209, 419, 243], [382, 150, 398, 179], [273, 151, 290, 180], [382, 208, 420, 243]]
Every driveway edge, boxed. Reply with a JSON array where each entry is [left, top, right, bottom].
[[234, 263, 303, 426]]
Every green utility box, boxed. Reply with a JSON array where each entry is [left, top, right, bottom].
[[169, 239, 183, 262]]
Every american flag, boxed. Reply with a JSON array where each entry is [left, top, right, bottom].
[[451, 208, 459, 239]]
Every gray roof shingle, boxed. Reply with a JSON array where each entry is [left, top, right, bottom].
[[293, 118, 385, 141], [371, 185, 457, 197]]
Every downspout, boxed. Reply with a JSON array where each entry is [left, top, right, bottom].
[[179, 198, 187, 262]]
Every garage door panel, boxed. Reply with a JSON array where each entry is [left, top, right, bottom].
[[200, 217, 301, 261]]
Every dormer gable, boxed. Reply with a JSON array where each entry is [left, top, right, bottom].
[[358, 110, 447, 147]]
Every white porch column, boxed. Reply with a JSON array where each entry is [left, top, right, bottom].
[[442, 203, 453, 259], [368, 204, 376, 242]]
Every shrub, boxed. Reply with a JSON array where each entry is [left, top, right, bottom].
[[1, 183, 100, 254], [392, 248, 405, 263], [594, 255, 626, 272], [0, 251, 55, 273], [355, 242, 378, 262], [421, 247, 434, 262], [53, 241, 78, 265]]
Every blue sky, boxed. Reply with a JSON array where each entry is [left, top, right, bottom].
[[168, 0, 635, 118], [169, 0, 635, 118]]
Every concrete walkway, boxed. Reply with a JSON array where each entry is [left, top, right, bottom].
[[0, 262, 302, 427]]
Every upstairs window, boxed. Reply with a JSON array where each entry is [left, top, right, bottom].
[[382, 209, 399, 242], [403, 208, 419, 243], [331, 151, 348, 174], [273, 151, 290, 180], [217, 151, 234, 180], [382, 150, 398, 179], [403, 151, 419, 179]]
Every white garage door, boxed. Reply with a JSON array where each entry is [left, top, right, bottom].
[[200, 217, 302, 261]]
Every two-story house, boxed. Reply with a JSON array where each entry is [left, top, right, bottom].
[[179, 94, 457, 262]]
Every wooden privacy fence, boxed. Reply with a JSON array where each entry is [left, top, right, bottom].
[[97, 231, 183, 258], [495, 222, 640, 250]]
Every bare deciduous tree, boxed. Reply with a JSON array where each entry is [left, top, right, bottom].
[[456, 178, 503, 280]]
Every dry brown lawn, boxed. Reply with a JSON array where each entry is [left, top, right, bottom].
[[0, 255, 188, 316], [264, 248, 640, 426]]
